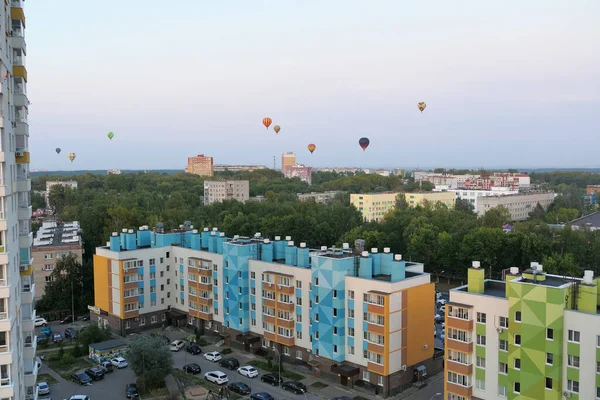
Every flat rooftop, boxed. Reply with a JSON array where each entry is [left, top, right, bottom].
[[33, 221, 81, 248], [455, 280, 507, 299]]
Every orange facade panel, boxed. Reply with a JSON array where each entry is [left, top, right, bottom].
[[277, 318, 295, 329], [446, 338, 473, 353], [263, 282, 276, 291], [446, 360, 473, 376], [198, 311, 213, 321], [367, 342, 385, 354], [123, 282, 138, 291], [263, 298, 276, 309], [446, 382, 472, 398], [277, 302, 294, 312], [198, 297, 213, 307], [198, 269, 212, 277], [367, 362, 385, 375], [274, 335, 294, 347], [368, 323, 385, 335], [263, 315, 276, 325], [264, 331, 277, 342], [446, 317, 473, 332], [367, 303, 385, 315], [276, 285, 294, 295], [198, 282, 212, 291], [124, 309, 139, 318], [93, 255, 111, 312], [405, 282, 435, 366]]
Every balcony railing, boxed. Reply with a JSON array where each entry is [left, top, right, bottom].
[[0, 279, 5, 287], [11, 0, 23, 7], [11, 27, 23, 38], [0, 312, 8, 320]]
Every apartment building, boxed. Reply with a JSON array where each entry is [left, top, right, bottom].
[[297, 191, 345, 204], [93, 226, 437, 396], [445, 261, 600, 400], [107, 169, 121, 175], [203, 180, 249, 205], [213, 165, 266, 172], [475, 192, 555, 221], [281, 152, 296, 170], [45, 180, 77, 207], [283, 165, 312, 185], [32, 221, 83, 299], [185, 154, 214, 177], [351, 191, 456, 222], [449, 188, 519, 211], [0, 1, 38, 399]]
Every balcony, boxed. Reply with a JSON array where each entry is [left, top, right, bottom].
[[0, 250, 7, 268], [367, 361, 385, 375], [24, 361, 38, 388], [277, 301, 295, 312], [446, 382, 472, 398], [0, 280, 8, 299], [0, 312, 12, 332], [16, 175, 31, 193], [197, 310, 213, 321], [18, 204, 32, 220], [10, 3, 25, 24], [277, 317, 295, 329], [16, 149, 30, 164], [21, 282, 34, 304], [0, 380, 14, 399], [9, 29, 26, 52], [24, 333, 37, 360], [276, 285, 294, 295], [0, 344, 13, 365], [13, 87, 28, 107], [21, 310, 35, 332], [198, 268, 212, 277], [19, 231, 33, 249], [198, 297, 212, 307]]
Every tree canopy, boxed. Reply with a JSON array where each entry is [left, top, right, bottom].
[[127, 335, 174, 389]]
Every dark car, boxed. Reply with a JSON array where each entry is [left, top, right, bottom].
[[98, 360, 113, 373], [183, 363, 201, 374], [81, 315, 90, 321], [36, 334, 48, 345], [250, 393, 274, 400], [70, 371, 92, 385], [60, 315, 75, 324], [228, 382, 251, 395], [186, 343, 202, 355], [282, 381, 307, 394], [126, 383, 139, 398], [331, 397, 353, 400], [260, 373, 283, 386], [64, 327, 78, 340], [52, 333, 63, 343], [85, 367, 105, 381], [219, 357, 240, 370]]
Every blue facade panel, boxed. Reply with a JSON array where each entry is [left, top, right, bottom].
[[137, 267, 144, 274], [180, 291, 184, 300], [180, 264, 184, 273], [138, 295, 144, 303], [138, 281, 144, 288], [150, 293, 157, 301], [150, 279, 156, 287], [149, 265, 156, 273]]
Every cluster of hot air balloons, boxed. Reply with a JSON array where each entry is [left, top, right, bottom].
[[262, 118, 281, 134], [56, 131, 115, 163]]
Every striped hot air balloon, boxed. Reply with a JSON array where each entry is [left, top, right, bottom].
[[68, 152, 76, 162], [417, 102, 426, 113], [262, 117, 272, 129], [307, 144, 316, 154]]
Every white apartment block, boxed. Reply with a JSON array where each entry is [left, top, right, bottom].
[[203, 180, 250, 205], [0, 1, 38, 399], [475, 192, 555, 221], [449, 188, 519, 211]]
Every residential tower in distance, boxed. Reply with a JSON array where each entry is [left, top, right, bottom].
[[283, 164, 313, 185], [186, 154, 214, 177], [281, 152, 296, 170], [350, 192, 456, 222], [203, 180, 250, 205]]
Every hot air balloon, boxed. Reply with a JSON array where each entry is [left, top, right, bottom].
[[359, 137, 370, 151], [55, 148, 61, 154], [273, 125, 281, 134], [307, 144, 316, 154], [107, 131, 115, 140], [262, 117, 272, 129], [68, 152, 76, 162], [417, 102, 426, 113]]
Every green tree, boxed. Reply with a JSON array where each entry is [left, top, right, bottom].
[[127, 335, 174, 390], [395, 194, 408, 210], [528, 203, 547, 221], [455, 198, 475, 214], [47, 184, 66, 214], [78, 323, 112, 348], [32, 191, 46, 210], [481, 206, 511, 228]]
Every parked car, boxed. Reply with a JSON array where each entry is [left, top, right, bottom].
[[85, 367, 105, 381], [98, 360, 113, 373], [36, 356, 42, 370], [205, 371, 228, 385], [70, 371, 92, 385], [52, 333, 63, 343], [37, 381, 50, 395], [203, 351, 222, 362], [237, 366, 259, 378], [219, 357, 240, 370], [64, 327, 78, 340], [38, 397, 53, 400], [37, 334, 49, 345], [34, 317, 47, 327], [434, 314, 444, 323], [64, 396, 91, 400], [282, 381, 307, 394], [169, 340, 185, 352], [260, 373, 283, 386], [126, 383, 138, 398], [186, 343, 202, 355], [250, 393, 274, 400], [434, 326, 437, 337], [440, 330, 445, 341], [331, 397, 353, 400], [183, 363, 201, 374], [81, 315, 90, 321], [228, 382, 251, 395], [111, 357, 128, 368], [61, 315, 75, 324], [437, 298, 447, 306], [40, 326, 52, 336]]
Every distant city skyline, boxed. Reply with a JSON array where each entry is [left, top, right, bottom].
[[27, 0, 599, 170]]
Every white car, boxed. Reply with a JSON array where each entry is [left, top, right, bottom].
[[111, 357, 128, 368], [63, 396, 91, 400], [439, 305, 446, 314], [170, 340, 185, 351], [34, 317, 48, 327], [203, 351, 222, 362], [437, 298, 447, 305], [436, 292, 442, 299], [237, 366, 259, 378], [434, 326, 437, 338], [205, 371, 228, 385], [37, 382, 50, 395]]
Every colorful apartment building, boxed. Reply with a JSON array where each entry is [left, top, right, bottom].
[[350, 191, 456, 222], [445, 261, 600, 400], [93, 225, 438, 396]]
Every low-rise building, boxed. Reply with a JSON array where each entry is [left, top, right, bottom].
[[45, 180, 78, 206], [475, 192, 555, 221], [32, 221, 84, 299], [297, 191, 345, 204], [93, 226, 438, 396], [450, 187, 519, 211], [213, 165, 267, 172], [283, 164, 312, 185], [107, 169, 121, 175], [203, 180, 250, 205], [351, 191, 456, 222], [445, 261, 600, 400]]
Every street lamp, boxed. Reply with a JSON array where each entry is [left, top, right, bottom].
[[430, 393, 442, 400]]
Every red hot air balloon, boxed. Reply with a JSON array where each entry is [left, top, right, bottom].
[[262, 118, 272, 129], [359, 137, 370, 151], [307, 144, 316, 154]]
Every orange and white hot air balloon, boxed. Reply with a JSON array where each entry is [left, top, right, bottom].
[[262, 117, 272, 129], [417, 102, 426, 113], [307, 144, 316, 154]]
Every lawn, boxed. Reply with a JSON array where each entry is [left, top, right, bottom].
[[172, 369, 242, 400], [37, 373, 59, 385], [45, 356, 93, 379], [249, 360, 305, 381], [310, 381, 329, 389]]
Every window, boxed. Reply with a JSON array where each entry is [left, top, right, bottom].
[[296, 298, 302, 305], [161, 313, 166, 321], [314, 295, 319, 304], [499, 362, 508, 374], [151, 316, 158, 323], [348, 346, 354, 355], [150, 272, 156, 279], [377, 376, 383, 386], [348, 290, 354, 299], [315, 313, 319, 322], [238, 271, 241, 278], [545, 377, 552, 390], [568, 355, 580, 368], [514, 358, 520, 370], [597, 335, 600, 347], [349, 309, 354, 318], [149, 258, 156, 265], [333, 290, 337, 298], [476, 357, 485, 368], [546, 328, 554, 340], [125, 321, 131, 329], [363, 371, 370, 381], [567, 380, 579, 393], [250, 272, 255, 279], [239, 318, 243, 325], [238, 287, 242, 294], [476, 312, 486, 324], [238, 303, 242, 310], [597, 361, 600, 373], [333, 309, 337, 317], [514, 334, 521, 346], [139, 317, 146, 326], [568, 330, 580, 343], [513, 382, 520, 394], [251, 287, 256, 295], [296, 331, 302, 339], [476, 379, 485, 390], [225, 276, 229, 284], [296, 281, 301, 288], [476, 334, 486, 346], [515, 311, 521, 322], [348, 328, 355, 337], [160, 257, 164, 263], [446, 371, 471, 387], [546, 353, 553, 365], [333, 345, 338, 353], [498, 385, 507, 397], [315, 331, 319, 339], [499, 316, 508, 328], [251, 318, 256, 326], [314, 278, 318, 286], [151, 299, 156, 306]]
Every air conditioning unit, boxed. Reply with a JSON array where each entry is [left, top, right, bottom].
[[19, 265, 26, 271], [497, 328, 504, 333], [563, 391, 572, 398], [401, 365, 407, 371], [15, 151, 23, 157]]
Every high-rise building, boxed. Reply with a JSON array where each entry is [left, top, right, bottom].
[[1, 1, 38, 398], [281, 152, 296, 170], [185, 154, 214, 177], [32, 221, 84, 299], [93, 226, 438, 396], [445, 261, 600, 400], [203, 180, 250, 205]]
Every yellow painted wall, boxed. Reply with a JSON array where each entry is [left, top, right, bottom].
[[16, 152, 30, 163], [405, 282, 435, 366], [405, 192, 456, 208], [10, 7, 25, 26], [93, 255, 110, 312], [350, 192, 400, 222], [12, 66, 27, 81]]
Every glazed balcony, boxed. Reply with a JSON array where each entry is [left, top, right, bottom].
[[21, 279, 34, 304], [23, 332, 37, 360]]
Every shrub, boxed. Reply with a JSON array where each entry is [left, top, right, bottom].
[[221, 348, 232, 355], [60, 353, 74, 366], [70, 343, 82, 358]]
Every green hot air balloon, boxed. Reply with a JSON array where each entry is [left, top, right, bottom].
[[107, 132, 115, 140]]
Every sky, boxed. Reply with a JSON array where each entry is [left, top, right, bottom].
[[26, 0, 600, 171]]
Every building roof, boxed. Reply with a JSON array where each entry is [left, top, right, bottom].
[[568, 212, 600, 228], [89, 339, 127, 351], [33, 221, 82, 248]]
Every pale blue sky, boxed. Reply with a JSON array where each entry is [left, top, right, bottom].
[[27, 0, 600, 170]]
